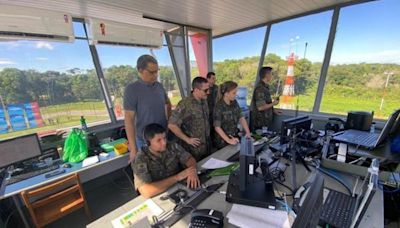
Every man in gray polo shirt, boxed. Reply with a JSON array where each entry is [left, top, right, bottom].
[[124, 54, 171, 162]]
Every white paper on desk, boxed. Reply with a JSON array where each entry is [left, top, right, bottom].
[[82, 155, 99, 167], [201, 157, 233, 169], [111, 199, 163, 228], [227, 204, 290, 228]]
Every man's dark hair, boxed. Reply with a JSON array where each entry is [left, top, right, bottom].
[[259, 66, 273, 80], [137, 54, 158, 71], [143, 123, 166, 143], [192, 76, 208, 90], [206, 72, 215, 79]]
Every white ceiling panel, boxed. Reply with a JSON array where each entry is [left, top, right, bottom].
[[0, 0, 366, 36]]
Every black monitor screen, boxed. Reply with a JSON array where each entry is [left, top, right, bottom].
[[0, 134, 42, 168], [280, 116, 311, 144], [292, 173, 324, 228]]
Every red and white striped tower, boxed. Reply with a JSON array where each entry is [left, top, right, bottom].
[[281, 52, 296, 109]]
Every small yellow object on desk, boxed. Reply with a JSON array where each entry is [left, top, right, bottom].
[[114, 143, 128, 155]]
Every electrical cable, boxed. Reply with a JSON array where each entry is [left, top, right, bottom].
[[317, 167, 352, 195], [4, 209, 15, 228], [276, 199, 293, 213], [275, 180, 294, 196]]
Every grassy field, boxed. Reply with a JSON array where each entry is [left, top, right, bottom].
[[40, 101, 108, 115], [1, 92, 398, 140], [0, 115, 110, 140]]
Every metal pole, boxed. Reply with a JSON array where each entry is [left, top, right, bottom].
[[313, 7, 340, 113], [303, 42, 308, 59], [0, 93, 11, 130], [380, 72, 393, 111], [255, 25, 271, 84]]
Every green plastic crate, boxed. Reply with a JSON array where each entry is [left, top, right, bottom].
[[100, 138, 128, 152]]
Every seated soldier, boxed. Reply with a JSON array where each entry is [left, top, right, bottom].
[[132, 123, 200, 198]]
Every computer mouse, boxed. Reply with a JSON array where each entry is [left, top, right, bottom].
[[62, 163, 72, 168]]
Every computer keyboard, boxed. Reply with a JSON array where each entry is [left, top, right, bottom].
[[6, 164, 60, 185], [320, 189, 356, 228], [353, 133, 378, 146]]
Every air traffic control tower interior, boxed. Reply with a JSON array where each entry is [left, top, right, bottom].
[[0, 0, 400, 227]]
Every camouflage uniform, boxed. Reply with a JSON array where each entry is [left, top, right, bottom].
[[169, 94, 210, 161], [213, 99, 243, 149], [207, 84, 219, 121], [207, 84, 219, 146], [132, 143, 191, 190], [250, 80, 273, 130]]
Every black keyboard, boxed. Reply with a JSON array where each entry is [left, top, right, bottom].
[[353, 133, 377, 146], [320, 189, 356, 228], [6, 164, 60, 185]]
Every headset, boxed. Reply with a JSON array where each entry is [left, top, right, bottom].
[[325, 117, 345, 135], [142, 123, 167, 147], [143, 130, 150, 146]]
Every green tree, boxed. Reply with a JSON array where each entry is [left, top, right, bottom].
[[105, 65, 137, 99], [0, 68, 31, 104]]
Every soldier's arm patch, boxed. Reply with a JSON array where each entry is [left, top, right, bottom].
[[169, 100, 185, 125]]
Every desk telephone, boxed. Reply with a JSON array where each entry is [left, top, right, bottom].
[[189, 209, 224, 228]]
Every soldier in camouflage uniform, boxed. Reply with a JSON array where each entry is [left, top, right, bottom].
[[206, 72, 219, 145], [250, 66, 280, 130], [214, 81, 251, 149], [169, 77, 210, 161], [132, 123, 199, 198]]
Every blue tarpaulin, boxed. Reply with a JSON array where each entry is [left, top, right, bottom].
[[8, 104, 27, 131], [0, 108, 8, 134]]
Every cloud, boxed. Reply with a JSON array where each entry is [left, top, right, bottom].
[[35, 57, 48, 61], [0, 59, 16, 65], [35, 41, 54, 50], [0, 41, 21, 50], [332, 49, 400, 65]]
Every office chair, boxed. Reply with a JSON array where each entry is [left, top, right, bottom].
[[122, 165, 135, 190], [20, 173, 91, 228]]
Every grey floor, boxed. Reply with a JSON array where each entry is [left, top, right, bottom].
[[5, 170, 138, 228]]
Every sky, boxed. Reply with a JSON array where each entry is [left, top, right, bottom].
[[0, 0, 399, 73]]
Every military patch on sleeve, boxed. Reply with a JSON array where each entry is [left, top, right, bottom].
[[135, 163, 148, 174]]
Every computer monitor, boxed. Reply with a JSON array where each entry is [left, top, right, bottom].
[[292, 173, 324, 228], [375, 109, 400, 146], [226, 137, 276, 209], [280, 116, 311, 144], [0, 133, 43, 168], [389, 109, 400, 136]]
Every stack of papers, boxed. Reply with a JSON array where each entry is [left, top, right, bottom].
[[112, 199, 163, 228], [227, 204, 291, 228]]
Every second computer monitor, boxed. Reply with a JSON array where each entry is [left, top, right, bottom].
[[280, 116, 311, 144], [0, 133, 43, 168]]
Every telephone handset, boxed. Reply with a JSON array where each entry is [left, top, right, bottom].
[[189, 209, 224, 228]]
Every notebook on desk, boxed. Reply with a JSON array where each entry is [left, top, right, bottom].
[[333, 109, 400, 149]]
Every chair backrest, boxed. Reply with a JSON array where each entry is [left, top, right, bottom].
[[21, 173, 90, 228]]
